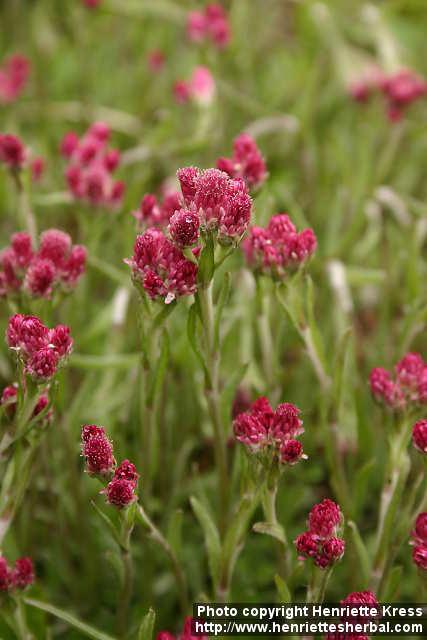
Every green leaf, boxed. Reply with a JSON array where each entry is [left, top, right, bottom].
[[190, 496, 221, 589], [253, 521, 287, 545], [91, 501, 122, 549], [332, 328, 352, 407], [381, 565, 403, 601], [138, 607, 156, 640], [274, 574, 292, 603], [214, 271, 231, 350], [24, 598, 117, 640], [187, 304, 211, 386], [347, 521, 371, 585], [167, 508, 183, 557], [197, 233, 215, 286]]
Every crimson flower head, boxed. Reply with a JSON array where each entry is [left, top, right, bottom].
[[83, 0, 102, 8], [413, 545, 427, 571], [233, 397, 305, 466], [280, 439, 305, 465], [412, 512, 427, 545], [127, 228, 198, 304], [169, 209, 200, 248], [412, 420, 427, 454], [81, 425, 115, 476], [369, 353, 427, 411], [147, 49, 165, 73], [49, 324, 73, 357], [0, 557, 12, 592], [61, 123, 124, 209], [295, 499, 344, 569], [114, 459, 139, 487], [6, 315, 72, 382], [186, 4, 231, 49], [157, 633, 175, 640], [177, 166, 252, 243], [105, 478, 137, 508], [308, 499, 342, 538], [11, 557, 35, 589], [1, 384, 18, 414], [0, 133, 26, 168], [0, 54, 30, 104], [133, 191, 181, 230], [243, 213, 316, 276], [1, 229, 87, 299], [217, 133, 267, 189]]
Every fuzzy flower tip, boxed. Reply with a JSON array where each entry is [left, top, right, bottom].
[[177, 166, 252, 244], [412, 419, 427, 453], [61, 122, 124, 208], [1, 229, 86, 299], [186, 4, 231, 49], [369, 352, 427, 411], [243, 213, 316, 277], [233, 396, 305, 466], [350, 67, 427, 122], [133, 191, 181, 230], [0, 54, 30, 104], [6, 315, 72, 382], [410, 512, 427, 571], [105, 478, 137, 509], [0, 133, 26, 169], [0, 555, 35, 592], [217, 133, 267, 189], [127, 229, 198, 304], [81, 425, 115, 476], [295, 499, 344, 569]]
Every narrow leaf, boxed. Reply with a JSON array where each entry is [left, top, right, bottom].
[[187, 304, 211, 386], [138, 607, 156, 640], [197, 234, 215, 286], [190, 496, 221, 589], [24, 598, 117, 640], [347, 521, 371, 585], [274, 574, 292, 603], [167, 509, 183, 557], [214, 272, 231, 350], [253, 521, 287, 545]]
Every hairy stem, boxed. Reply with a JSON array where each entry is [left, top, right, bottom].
[[198, 281, 228, 533]]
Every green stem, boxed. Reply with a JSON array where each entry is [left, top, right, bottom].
[[261, 480, 289, 576], [255, 278, 276, 394], [116, 523, 134, 638], [11, 170, 37, 242], [371, 419, 412, 594], [137, 504, 188, 614], [198, 282, 228, 533], [13, 597, 33, 640]]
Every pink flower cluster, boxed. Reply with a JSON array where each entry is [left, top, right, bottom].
[[6, 315, 73, 382], [412, 419, 427, 454], [0, 555, 35, 593], [1, 382, 51, 422], [350, 68, 427, 122], [0, 54, 30, 104], [0, 133, 26, 169], [81, 425, 139, 508], [187, 4, 230, 49], [157, 617, 207, 640], [0, 133, 44, 180], [326, 590, 379, 640], [127, 229, 198, 304], [217, 133, 267, 189], [174, 66, 215, 106], [176, 166, 252, 243], [410, 512, 427, 571], [243, 214, 317, 277], [60, 122, 124, 208], [0, 230, 86, 299], [294, 499, 345, 568], [233, 397, 306, 466], [133, 190, 181, 230], [369, 352, 427, 410]]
